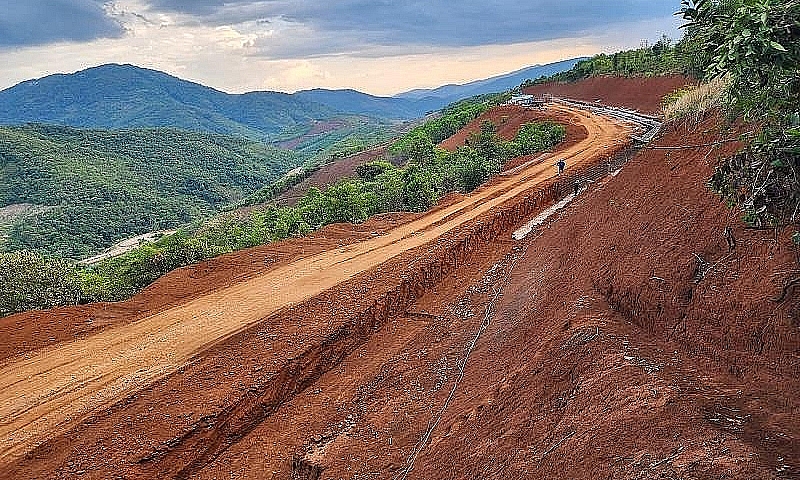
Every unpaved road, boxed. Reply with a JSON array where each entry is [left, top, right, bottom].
[[0, 104, 632, 465]]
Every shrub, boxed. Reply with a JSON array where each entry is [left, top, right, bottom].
[[681, 0, 800, 226], [0, 251, 81, 316], [662, 75, 729, 122], [356, 161, 394, 181]]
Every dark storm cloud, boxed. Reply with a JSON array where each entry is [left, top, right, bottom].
[[145, 0, 679, 47], [0, 0, 124, 47]]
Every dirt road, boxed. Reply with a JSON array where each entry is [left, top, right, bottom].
[[0, 104, 632, 465]]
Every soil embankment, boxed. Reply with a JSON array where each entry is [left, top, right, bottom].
[[524, 75, 693, 115], [3, 76, 797, 479], [404, 114, 800, 479], [439, 104, 589, 154]]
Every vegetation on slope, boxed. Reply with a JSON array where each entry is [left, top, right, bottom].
[[524, 0, 798, 233], [523, 35, 701, 86], [76, 118, 563, 302], [0, 64, 342, 138], [0, 117, 565, 314], [284, 116, 402, 160], [390, 93, 510, 157], [0, 125, 303, 258], [678, 0, 800, 229]]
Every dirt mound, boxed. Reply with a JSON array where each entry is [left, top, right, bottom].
[[524, 75, 694, 115], [439, 105, 589, 155]]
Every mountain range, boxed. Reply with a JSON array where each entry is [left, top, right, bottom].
[[0, 59, 582, 141]]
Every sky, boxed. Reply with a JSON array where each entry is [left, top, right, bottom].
[[0, 1, 682, 96]]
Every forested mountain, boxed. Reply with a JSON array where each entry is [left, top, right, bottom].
[[0, 124, 303, 258], [0, 64, 429, 140], [0, 61, 584, 138], [0, 64, 339, 138]]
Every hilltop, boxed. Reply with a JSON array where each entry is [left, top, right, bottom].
[[0, 64, 348, 139]]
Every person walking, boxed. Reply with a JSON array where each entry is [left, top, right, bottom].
[[556, 158, 566, 175]]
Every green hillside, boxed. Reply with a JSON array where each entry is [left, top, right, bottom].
[[523, 36, 699, 86], [0, 124, 303, 258], [0, 64, 337, 138]]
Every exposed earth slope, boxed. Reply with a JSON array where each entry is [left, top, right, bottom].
[[1, 77, 797, 479], [524, 75, 693, 115]]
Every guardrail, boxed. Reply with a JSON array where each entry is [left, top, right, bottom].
[[552, 97, 663, 145]]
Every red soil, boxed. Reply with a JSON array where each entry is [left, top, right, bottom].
[[274, 145, 389, 206], [0, 213, 415, 362], [406, 115, 800, 478], [3, 77, 798, 479], [524, 75, 695, 115], [439, 104, 589, 156]]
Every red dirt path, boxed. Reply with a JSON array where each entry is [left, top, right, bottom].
[[0, 213, 414, 362], [2, 77, 798, 479]]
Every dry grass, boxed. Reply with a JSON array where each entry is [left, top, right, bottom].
[[662, 76, 729, 123]]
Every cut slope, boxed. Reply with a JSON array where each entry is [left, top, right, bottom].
[[407, 114, 799, 479], [524, 75, 693, 115]]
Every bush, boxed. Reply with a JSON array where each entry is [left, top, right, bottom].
[[681, 0, 800, 227], [662, 76, 728, 122], [0, 251, 81, 316], [356, 161, 394, 181]]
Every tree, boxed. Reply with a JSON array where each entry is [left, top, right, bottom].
[[356, 161, 394, 181], [681, 0, 800, 226]]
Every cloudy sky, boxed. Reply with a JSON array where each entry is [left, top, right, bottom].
[[0, 1, 681, 95]]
